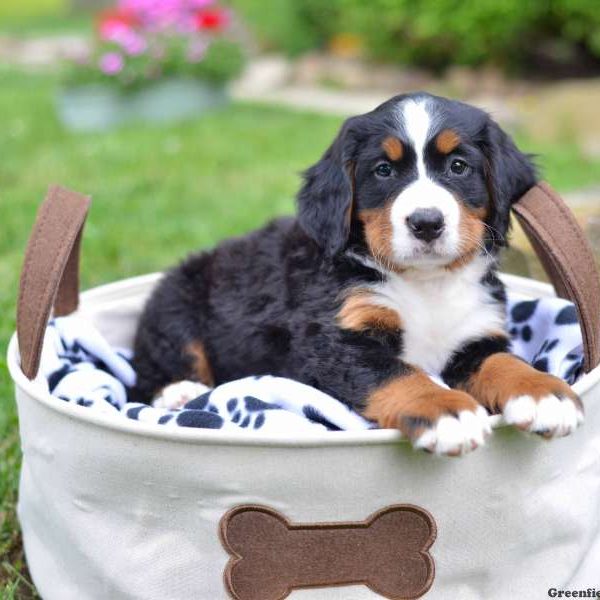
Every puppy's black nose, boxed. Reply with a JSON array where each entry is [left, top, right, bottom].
[[406, 208, 445, 242]]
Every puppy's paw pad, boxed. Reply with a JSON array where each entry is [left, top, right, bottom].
[[503, 394, 583, 438], [153, 380, 211, 409], [413, 406, 490, 457]]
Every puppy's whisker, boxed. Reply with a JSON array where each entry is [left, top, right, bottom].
[[459, 233, 493, 263], [482, 222, 505, 245]]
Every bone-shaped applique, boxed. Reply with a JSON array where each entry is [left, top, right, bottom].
[[219, 504, 437, 600]]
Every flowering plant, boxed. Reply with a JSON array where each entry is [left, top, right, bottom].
[[64, 0, 244, 89]]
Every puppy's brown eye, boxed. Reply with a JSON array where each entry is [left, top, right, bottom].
[[375, 163, 393, 177], [450, 159, 468, 175]]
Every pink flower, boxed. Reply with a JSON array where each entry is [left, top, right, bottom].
[[97, 8, 138, 41], [117, 0, 217, 32], [189, 0, 214, 8], [99, 52, 125, 75], [121, 31, 148, 55], [99, 21, 129, 41]]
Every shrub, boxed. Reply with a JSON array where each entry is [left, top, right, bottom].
[[227, 0, 323, 55], [329, 0, 541, 70], [229, 0, 600, 72]]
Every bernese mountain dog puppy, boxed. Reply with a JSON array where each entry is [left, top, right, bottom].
[[132, 92, 583, 456]]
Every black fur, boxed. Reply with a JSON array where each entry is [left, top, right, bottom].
[[441, 335, 511, 392], [480, 121, 537, 248], [132, 219, 406, 408], [132, 92, 537, 410], [297, 117, 361, 256]]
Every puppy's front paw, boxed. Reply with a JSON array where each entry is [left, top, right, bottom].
[[469, 353, 584, 439], [364, 373, 491, 457], [153, 380, 211, 409], [503, 386, 583, 439], [402, 394, 491, 457]]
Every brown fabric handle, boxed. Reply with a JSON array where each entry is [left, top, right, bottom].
[[17, 185, 91, 380], [512, 181, 600, 372]]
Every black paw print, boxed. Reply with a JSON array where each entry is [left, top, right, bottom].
[[509, 300, 539, 343], [531, 338, 560, 373]]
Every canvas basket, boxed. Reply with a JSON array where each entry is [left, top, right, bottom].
[[7, 184, 600, 600]]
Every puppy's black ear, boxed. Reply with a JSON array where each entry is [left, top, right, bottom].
[[297, 117, 359, 256], [482, 120, 537, 247]]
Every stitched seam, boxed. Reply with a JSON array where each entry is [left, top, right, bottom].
[[19, 189, 85, 377], [32, 206, 80, 357], [519, 211, 596, 364], [18, 194, 51, 376], [539, 183, 597, 278], [533, 187, 600, 363], [515, 185, 600, 368]]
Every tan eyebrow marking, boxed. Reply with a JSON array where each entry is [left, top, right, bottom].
[[382, 136, 403, 161], [435, 129, 461, 154]]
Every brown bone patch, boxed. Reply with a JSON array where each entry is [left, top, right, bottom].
[[220, 504, 437, 600], [382, 136, 403, 161]]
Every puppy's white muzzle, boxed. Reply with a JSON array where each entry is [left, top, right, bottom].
[[390, 178, 460, 267]]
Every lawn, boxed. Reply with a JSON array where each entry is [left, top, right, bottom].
[[1, 66, 600, 597]]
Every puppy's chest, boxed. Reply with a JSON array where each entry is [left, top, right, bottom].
[[369, 266, 505, 374]]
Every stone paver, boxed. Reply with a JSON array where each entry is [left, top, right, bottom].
[[0, 34, 89, 67]]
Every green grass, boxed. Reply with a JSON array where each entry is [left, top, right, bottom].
[[1, 66, 599, 597], [0, 0, 65, 20], [0, 12, 90, 36], [0, 0, 89, 35]]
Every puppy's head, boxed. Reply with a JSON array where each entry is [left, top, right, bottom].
[[297, 93, 536, 271]]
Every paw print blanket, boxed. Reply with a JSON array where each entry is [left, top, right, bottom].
[[38, 293, 584, 433]]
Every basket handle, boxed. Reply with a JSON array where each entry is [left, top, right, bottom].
[[512, 181, 600, 372], [17, 185, 91, 380]]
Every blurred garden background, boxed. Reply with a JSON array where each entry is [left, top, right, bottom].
[[1, 0, 600, 596]]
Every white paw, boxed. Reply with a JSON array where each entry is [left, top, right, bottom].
[[414, 406, 491, 457], [152, 380, 211, 409], [503, 395, 584, 438]]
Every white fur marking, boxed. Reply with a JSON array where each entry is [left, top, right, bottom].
[[402, 100, 431, 178], [153, 380, 210, 409], [391, 99, 461, 266], [390, 178, 461, 262], [503, 394, 583, 437], [366, 256, 504, 374], [414, 406, 490, 456]]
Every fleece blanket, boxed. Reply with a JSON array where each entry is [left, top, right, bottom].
[[38, 293, 584, 433]]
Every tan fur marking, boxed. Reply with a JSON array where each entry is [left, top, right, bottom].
[[464, 352, 582, 415], [435, 129, 461, 154], [358, 204, 402, 272], [338, 290, 401, 331], [445, 204, 486, 271], [186, 341, 215, 386], [382, 136, 403, 161], [364, 371, 478, 433]]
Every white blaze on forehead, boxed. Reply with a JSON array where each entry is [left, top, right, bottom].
[[389, 97, 461, 265], [402, 99, 432, 177]]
